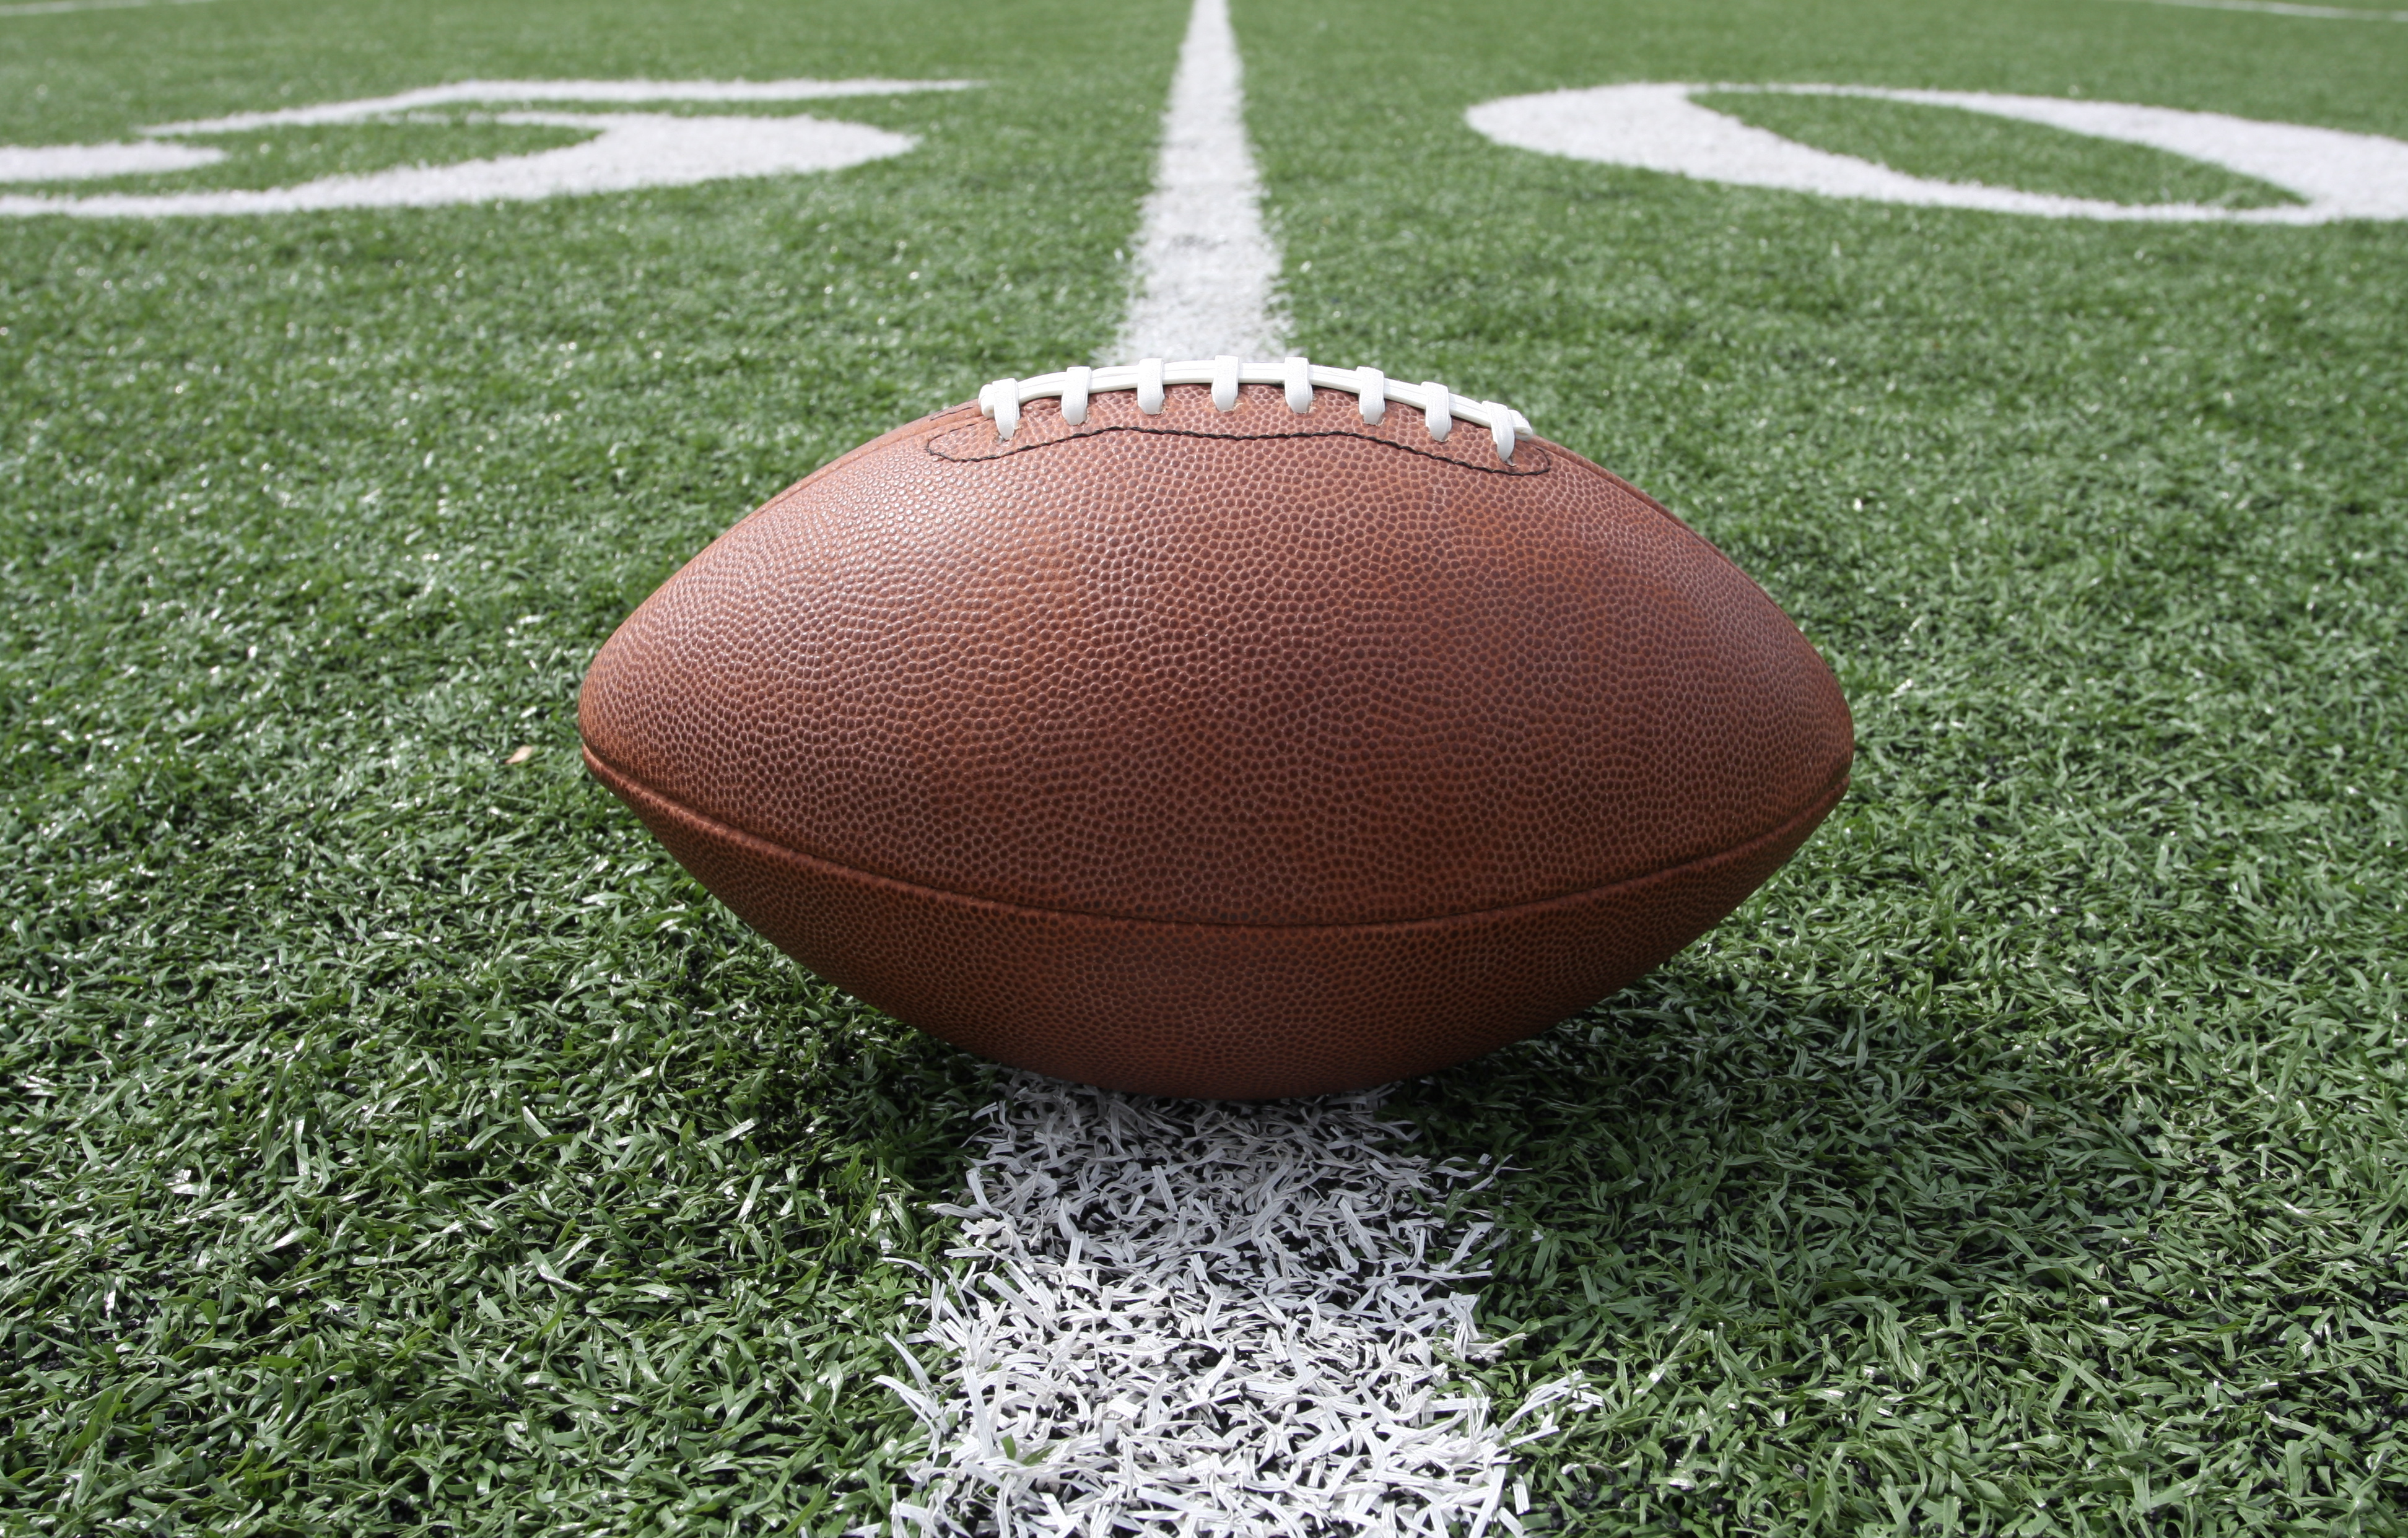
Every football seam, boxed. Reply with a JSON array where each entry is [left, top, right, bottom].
[[722, 406, 1797, 644], [924, 420, 1552, 477], [582, 741, 1850, 936]]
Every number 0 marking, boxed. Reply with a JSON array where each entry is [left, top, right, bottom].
[[1466, 84, 2408, 223]]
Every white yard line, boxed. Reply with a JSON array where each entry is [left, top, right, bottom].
[[1111, 0, 1285, 363], [2111, 0, 2408, 20], [877, 11, 1583, 1527], [0, 0, 214, 16], [881, 1079, 1584, 1538]]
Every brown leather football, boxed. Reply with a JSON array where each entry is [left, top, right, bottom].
[[580, 358, 1851, 1100]]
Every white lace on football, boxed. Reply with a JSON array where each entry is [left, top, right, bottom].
[[876, 1077, 1591, 1538], [979, 357, 1537, 464]]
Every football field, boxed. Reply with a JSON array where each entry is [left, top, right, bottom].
[[4, 0, 2406, 1531]]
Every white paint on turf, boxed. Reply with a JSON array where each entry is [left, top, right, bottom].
[[0, 141, 224, 179], [0, 113, 918, 217], [0, 0, 214, 17], [2111, 0, 2408, 20], [1467, 84, 2408, 222], [1113, 0, 1285, 363], [882, 11, 1585, 1526], [143, 78, 976, 136], [0, 80, 970, 217], [881, 1078, 1584, 1537]]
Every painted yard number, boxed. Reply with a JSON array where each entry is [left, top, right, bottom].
[[1466, 84, 2408, 223], [0, 79, 968, 217], [2, 77, 2402, 222]]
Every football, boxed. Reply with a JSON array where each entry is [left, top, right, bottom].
[[579, 357, 1852, 1099]]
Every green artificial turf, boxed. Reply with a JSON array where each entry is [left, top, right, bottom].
[[4, 0, 2406, 1532], [0, 0, 1179, 1530], [1254, 0, 2408, 1529]]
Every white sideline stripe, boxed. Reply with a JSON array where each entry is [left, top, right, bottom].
[[143, 77, 974, 136], [0, 0, 213, 16], [882, 1079, 1587, 1538], [2113, 0, 2408, 20], [1114, 0, 1284, 363], [1466, 83, 2408, 222], [0, 112, 917, 217]]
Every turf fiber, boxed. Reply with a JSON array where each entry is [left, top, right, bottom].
[[3, 0, 2404, 1532]]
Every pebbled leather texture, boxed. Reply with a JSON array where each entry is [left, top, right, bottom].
[[580, 383, 1853, 1099]]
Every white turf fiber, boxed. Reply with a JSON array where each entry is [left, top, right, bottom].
[[879, 1078, 1585, 1538]]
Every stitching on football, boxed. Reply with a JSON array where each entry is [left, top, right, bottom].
[[928, 383, 1551, 474]]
